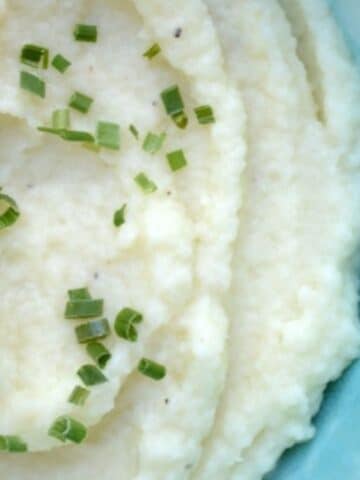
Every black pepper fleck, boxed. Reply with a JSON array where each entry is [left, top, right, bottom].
[[93, 272, 99, 280], [174, 27, 182, 38], [164, 398, 170, 404]]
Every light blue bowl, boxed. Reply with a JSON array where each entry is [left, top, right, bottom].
[[267, 2, 360, 479]]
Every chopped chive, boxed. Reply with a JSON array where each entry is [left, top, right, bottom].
[[113, 204, 126, 227], [20, 71, 45, 98], [75, 318, 111, 344], [161, 85, 184, 116], [138, 358, 166, 380], [0, 192, 20, 231], [52, 109, 70, 130], [129, 124, 139, 140], [77, 364, 108, 386], [0, 436, 27, 453], [114, 307, 143, 342], [65, 299, 103, 319], [143, 43, 161, 60], [69, 91, 93, 114], [134, 173, 157, 194], [68, 288, 91, 301], [52, 54, 71, 73], [20, 44, 49, 69], [142, 132, 166, 154], [194, 105, 215, 125], [166, 149, 188, 172], [96, 122, 120, 150], [60, 130, 95, 143], [68, 385, 90, 406], [74, 24, 98, 42], [171, 111, 188, 129], [86, 342, 111, 369], [49, 416, 87, 444], [37, 127, 95, 143]]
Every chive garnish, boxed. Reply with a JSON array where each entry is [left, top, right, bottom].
[[68, 385, 90, 406], [96, 122, 120, 150], [171, 111, 188, 129], [52, 54, 71, 73], [114, 307, 143, 342], [143, 43, 161, 60], [138, 358, 166, 380], [20, 44, 49, 69], [75, 318, 111, 344], [49, 416, 87, 444], [86, 342, 111, 369], [113, 204, 126, 227], [142, 132, 166, 154], [0, 191, 20, 231], [37, 127, 95, 143], [194, 105, 215, 125], [0, 436, 27, 453], [129, 124, 139, 139], [160, 85, 188, 129], [68, 287, 91, 301], [77, 364, 108, 386], [167, 149, 188, 172], [65, 299, 103, 319], [69, 91, 93, 114], [52, 109, 70, 130], [134, 173, 157, 194], [161, 85, 184, 116], [20, 71, 45, 98], [73, 24, 98, 43]]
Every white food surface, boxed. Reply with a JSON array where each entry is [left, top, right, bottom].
[[0, 0, 359, 479]]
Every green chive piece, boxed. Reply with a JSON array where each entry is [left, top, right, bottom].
[[86, 342, 111, 369], [37, 127, 95, 143], [194, 105, 215, 125], [69, 91, 93, 114], [49, 416, 87, 444], [0, 192, 20, 231], [138, 358, 166, 380], [166, 149, 188, 172], [52, 54, 71, 73], [114, 307, 143, 342], [143, 43, 161, 60], [20, 44, 49, 69], [161, 85, 184, 116], [0, 436, 28, 453], [74, 24, 98, 42], [68, 288, 91, 301], [113, 204, 126, 228], [20, 71, 45, 98], [75, 318, 111, 344], [65, 299, 103, 319], [171, 111, 188, 129], [142, 132, 166, 154], [129, 124, 139, 140], [77, 364, 108, 386], [52, 109, 70, 130], [68, 385, 90, 406], [96, 122, 120, 150], [60, 130, 95, 143], [134, 173, 157, 194]]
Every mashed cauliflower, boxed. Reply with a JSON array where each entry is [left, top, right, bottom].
[[0, 0, 359, 479]]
